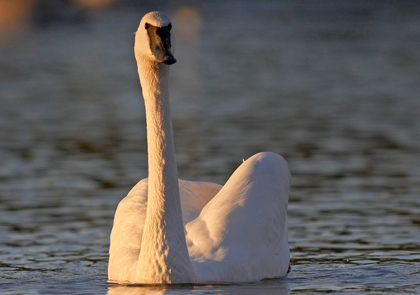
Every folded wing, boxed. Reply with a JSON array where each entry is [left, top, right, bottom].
[[185, 152, 291, 282]]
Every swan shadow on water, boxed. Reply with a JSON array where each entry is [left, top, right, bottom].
[[107, 279, 290, 295]]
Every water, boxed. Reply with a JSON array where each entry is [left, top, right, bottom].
[[1, 0, 420, 294]]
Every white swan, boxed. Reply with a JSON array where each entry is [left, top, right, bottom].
[[108, 11, 291, 284]]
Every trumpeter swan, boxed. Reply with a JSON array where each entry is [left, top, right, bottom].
[[108, 11, 291, 284]]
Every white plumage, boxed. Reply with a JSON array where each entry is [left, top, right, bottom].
[[108, 11, 291, 284]]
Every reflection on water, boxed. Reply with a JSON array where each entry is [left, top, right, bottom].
[[172, 7, 202, 40], [72, 0, 116, 9], [1, 0, 420, 294], [0, 0, 34, 36], [108, 280, 289, 295]]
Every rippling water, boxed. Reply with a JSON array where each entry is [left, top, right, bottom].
[[1, 1, 420, 294]]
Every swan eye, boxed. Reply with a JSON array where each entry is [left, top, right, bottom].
[[145, 22, 149, 29]]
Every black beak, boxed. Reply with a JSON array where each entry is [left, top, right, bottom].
[[163, 51, 176, 65]]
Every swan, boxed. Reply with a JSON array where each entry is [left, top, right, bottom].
[[108, 11, 291, 284]]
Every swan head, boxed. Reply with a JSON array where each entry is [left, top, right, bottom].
[[135, 11, 176, 65]]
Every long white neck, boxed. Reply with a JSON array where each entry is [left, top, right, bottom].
[[134, 57, 196, 283]]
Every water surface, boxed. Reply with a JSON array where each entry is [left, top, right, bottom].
[[1, 1, 420, 294]]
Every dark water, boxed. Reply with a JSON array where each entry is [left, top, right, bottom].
[[1, 1, 420, 294]]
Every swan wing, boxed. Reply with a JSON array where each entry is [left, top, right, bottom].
[[185, 152, 291, 282], [178, 179, 223, 224], [108, 178, 148, 283]]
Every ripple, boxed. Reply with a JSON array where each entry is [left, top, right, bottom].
[[1, 1, 420, 294]]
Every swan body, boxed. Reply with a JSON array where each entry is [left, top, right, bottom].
[[108, 11, 291, 284]]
